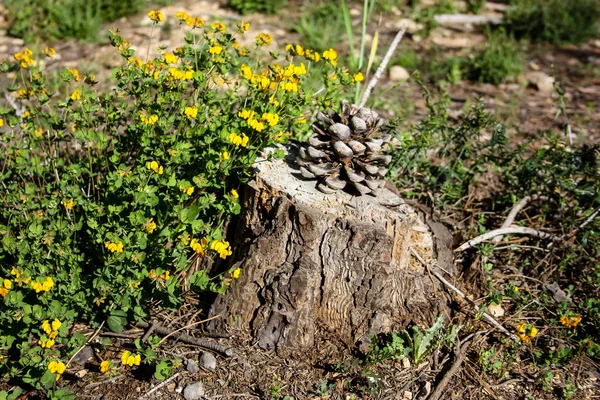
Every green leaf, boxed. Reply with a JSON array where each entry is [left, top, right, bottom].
[[40, 370, 56, 390], [106, 310, 128, 333]]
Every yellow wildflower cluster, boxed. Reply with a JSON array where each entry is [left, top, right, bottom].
[[14, 48, 34, 68], [516, 322, 538, 343], [71, 89, 82, 101], [11, 267, 31, 287], [185, 106, 198, 120], [121, 350, 141, 366], [147, 10, 164, 23], [62, 198, 74, 210], [231, 189, 239, 199], [220, 151, 230, 162], [209, 44, 223, 55], [148, 269, 171, 281], [229, 132, 250, 147], [31, 277, 54, 293], [239, 20, 250, 33], [211, 240, 232, 259], [353, 72, 364, 83], [38, 338, 54, 349], [180, 185, 194, 196], [560, 315, 582, 329], [322, 48, 338, 66], [232, 42, 248, 56], [146, 160, 164, 175], [44, 46, 56, 58], [230, 268, 241, 279], [255, 33, 273, 46], [140, 113, 159, 126], [210, 22, 226, 33], [0, 279, 12, 297], [16, 88, 33, 99], [34, 127, 43, 138], [100, 360, 113, 373], [69, 68, 82, 82], [261, 112, 279, 127], [285, 44, 321, 62], [144, 218, 157, 234], [190, 237, 208, 256], [128, 57, 143, 68], [176, 12, 204, 28], [48, 360, 66, 380], [42, 319, 62, 339], [163, 52, 178, 64], [105, 241, 124, 253], [168, 67, 194, 81]]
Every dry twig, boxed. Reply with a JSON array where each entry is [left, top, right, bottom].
[[455, 226, 563, 252], [411, 247, 517, 340], [428, 334, 477, 400], [141, 372, 182, 398], [358, 28, 406, 109]]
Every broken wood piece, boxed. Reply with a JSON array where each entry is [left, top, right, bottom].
[[433, 14, 503, 27]]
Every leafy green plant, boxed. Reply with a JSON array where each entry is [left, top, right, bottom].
[[293, 1, 346, 52], [466, 28, 524, 85], [505, 0, 600, 44], [229, 0, 285, 15], [0, 13, 354, 396], [465, 0, 486, 14], [406, 315, 447, 363]]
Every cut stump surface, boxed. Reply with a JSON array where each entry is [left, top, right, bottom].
[[209, 145, 448, 356]]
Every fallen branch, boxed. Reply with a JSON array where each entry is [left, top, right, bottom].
[[137, 320, 235, 357], [566, 207, 600, 239], [455, 226, 563, 252], [410, 247, 518, 341], [492, 195, 532, 243], [358, 28, 406, 109], [433, 14, 503, 26], [428, 335, 476, 400], [141, 372, 182, 398]]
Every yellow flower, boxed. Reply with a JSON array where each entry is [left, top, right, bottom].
[[0, 288, 8, 297], [49, 331, 58, 340], [0, 118, 3, 128], [297, 115, 307, 125], [163, 52, 178, 64], [261, 112, 279, 127], [147, 10, 164, 23], [145, 161, 164, 175], [14, 48, 34, 68], [44, 46, 56, 58], [129, 281, 141, 290], [121, 350, 141, 366], [180, 185, 194, 196], [190, 238, 208, 256], [39, 338, 55, 349], [239, 20, 250, 33], [210, 22, 226, 33], [176, 12, 189, 22], [230, 268, 241, 279], [140, 114, 159, 125], [144, 218, 157, 234], [69, 68, 82, 82], [22, 111, 30, 119], [71, 89, 82, 101], [529, 327, 539, 338], [35, 277, 54, 292], [256, 33, 273, 46], [209, 45, 223, 55], [240, 64, 252, 80], [220, 151, 229, 162], [560, 315, 582, 329], [248, 118, 265, 132], [48, 361, 66, 375], [322, 48, 338, 66], [210, 240, 232, 259], [100, 360, 112, 373], [42, 320, 52, 335], [186, 16, 204, 28], [238, 109, 254, 120], [105, 241, 124, 253], [185, 106, 198, 120], [231, 189, 239, 199], [34, 127, 43, 138], [2, 279, 12, 290], [353, 72, 364, 83], [62, 199, 74, 210], [229, 132, 250, 147], [161, 271, 171, 281]]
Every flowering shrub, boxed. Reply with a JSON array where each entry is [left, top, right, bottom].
[[0, 11, 356, 394]]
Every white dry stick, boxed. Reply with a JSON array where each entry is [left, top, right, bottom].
[[357, 27, 406, 109], [141, 372, 182, 398], [410, 247, 518, 341], [456, 226, 563, 252], [492, 195, 531, 243], [567, 207, 600, 239]]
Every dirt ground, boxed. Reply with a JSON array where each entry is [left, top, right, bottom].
[[1, 0, 599, 399]]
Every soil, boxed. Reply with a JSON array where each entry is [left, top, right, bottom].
[[0, 0, 599, 399]]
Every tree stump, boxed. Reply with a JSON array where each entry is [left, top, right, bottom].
[[208, 146, 449, 356]]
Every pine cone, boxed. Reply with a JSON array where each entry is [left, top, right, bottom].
[[297, 100, 393, 196]]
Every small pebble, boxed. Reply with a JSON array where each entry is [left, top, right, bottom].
[[183, 382, 205, 400], [185, 358, 200, 373], [199, 351, 217, 371]]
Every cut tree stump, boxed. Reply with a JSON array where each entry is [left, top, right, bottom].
[[208, 145, 450, 356]]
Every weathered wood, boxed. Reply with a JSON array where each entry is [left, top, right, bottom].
[[208, 146, 449, 356]]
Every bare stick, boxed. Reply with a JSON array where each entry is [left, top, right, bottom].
[[357, 28, 406, 109], [493, 195, 531, 243], [566, 207, 600, 239], [428, 335, 475, 400], [410, 247, 518, 341], [433, 14, 503, 26], [456, 226, 563, 252], [137, 320, 235, 357], [141, 372, 182, 398]]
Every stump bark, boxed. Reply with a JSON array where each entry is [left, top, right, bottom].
[[208, 146, 449, 356]]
